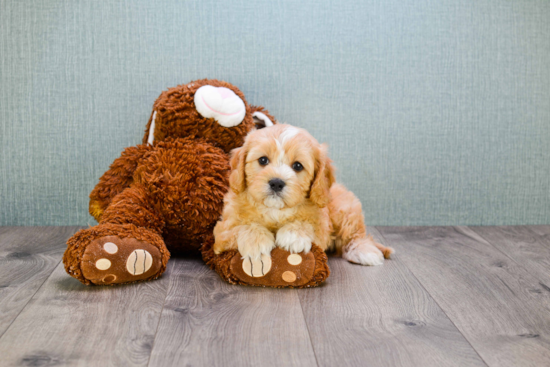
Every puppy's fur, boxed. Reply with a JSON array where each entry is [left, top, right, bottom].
[[213, 124, 393, 266]]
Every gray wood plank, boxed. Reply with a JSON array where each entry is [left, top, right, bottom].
[[0, 226, 75, 255], [147, 257, 318, 367], [524, 225, 550, 245], [0, 260, 171, 366], [377, 226, 550, 367], [470, 226, 550, 286], [0, 226, 81, 338], [298, 227, 486, 367], [0, 226, 14, 237]]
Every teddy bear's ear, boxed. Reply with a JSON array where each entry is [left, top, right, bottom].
[[252, 111, 274, 129], [146, 110, 157, 145], [194, 85, 246, 127], [250, 106, 276, 130]]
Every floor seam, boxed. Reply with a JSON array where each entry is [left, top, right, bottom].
[[146, 260, 175, 367], [0, 226, 82, 341], [0, 257, 62, 341], [296, 289, 322, 367], [374, 226, 491, 367]]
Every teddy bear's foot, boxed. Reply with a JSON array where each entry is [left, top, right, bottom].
[[204, 244, 330, 288], [80, 236, 164, 285], [64, 224, 170, 285]]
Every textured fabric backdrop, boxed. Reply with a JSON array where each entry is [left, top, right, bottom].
[[1, 0, 549, 226]]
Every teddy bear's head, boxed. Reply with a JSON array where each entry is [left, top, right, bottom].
[[142, 79, 275, 152]]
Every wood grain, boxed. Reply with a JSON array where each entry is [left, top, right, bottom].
[[298, 227, 486, 367], [0, 226, 81, 338], [0, 258, 172, 366], [377, 226, 550, 367], [470, 226, 550, 286], [147, 257, 318, 367], [523, 225, 550, 245]]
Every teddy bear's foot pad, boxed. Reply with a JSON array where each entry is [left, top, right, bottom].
[[230, 247, 319, 287], [80, 235, 163, 285]]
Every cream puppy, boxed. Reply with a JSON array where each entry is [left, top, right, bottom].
[[213, 124, 393, 266]]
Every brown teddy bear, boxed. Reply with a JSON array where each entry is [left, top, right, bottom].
[[63, 79, 330, 288]]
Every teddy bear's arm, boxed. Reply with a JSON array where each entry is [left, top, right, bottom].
[[89, 144, 152, 221]]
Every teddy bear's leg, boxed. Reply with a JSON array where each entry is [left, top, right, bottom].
[[89, 144, 153, 222], [64, 186, 170, 285]]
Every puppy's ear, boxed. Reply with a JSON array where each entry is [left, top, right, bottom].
[[229, 146, 247, 194], [309, 144, 336, 208]]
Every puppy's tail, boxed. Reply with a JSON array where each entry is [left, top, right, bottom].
[[328, 183, 394, 259]]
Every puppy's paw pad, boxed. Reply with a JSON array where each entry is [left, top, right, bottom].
[[242, 254, 272, 277]]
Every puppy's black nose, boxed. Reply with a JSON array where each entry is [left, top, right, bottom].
[[269, 178, 286, 192]]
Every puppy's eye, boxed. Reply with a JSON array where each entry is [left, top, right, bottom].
[[292, 162, 304, 172], [258, 156, 269, 166]]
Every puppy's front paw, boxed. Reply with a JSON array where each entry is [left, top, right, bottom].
[[276, 224, 313, 254], [343, 239, 384, 266], [237, 224, 275, 261]]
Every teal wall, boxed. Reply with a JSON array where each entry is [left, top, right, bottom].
[[1, 0, 549, 226]]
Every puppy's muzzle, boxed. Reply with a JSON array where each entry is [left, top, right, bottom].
[[268, 178, 286, 193]]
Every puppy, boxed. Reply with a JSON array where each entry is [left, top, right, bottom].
[[213, 124, 393, 266]]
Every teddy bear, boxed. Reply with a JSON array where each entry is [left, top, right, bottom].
[[63, 79, 330, 288]]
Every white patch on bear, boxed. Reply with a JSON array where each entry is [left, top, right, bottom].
[[95, 258, 111, 270], [103, 242, 118, 254], [126, 249, 153, 275], [147, 111, 157, 145], [242, 253, 272, 277], [287, 254, 302, 265]]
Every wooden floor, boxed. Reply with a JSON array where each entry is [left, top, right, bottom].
[[1, 226, 550, 367]]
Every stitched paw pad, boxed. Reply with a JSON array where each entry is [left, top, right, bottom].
[[229, 246, 325, 287], [80, 236, 162, 285]]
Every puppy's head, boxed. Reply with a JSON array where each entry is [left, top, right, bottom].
[[229, 124, 335, 209]]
